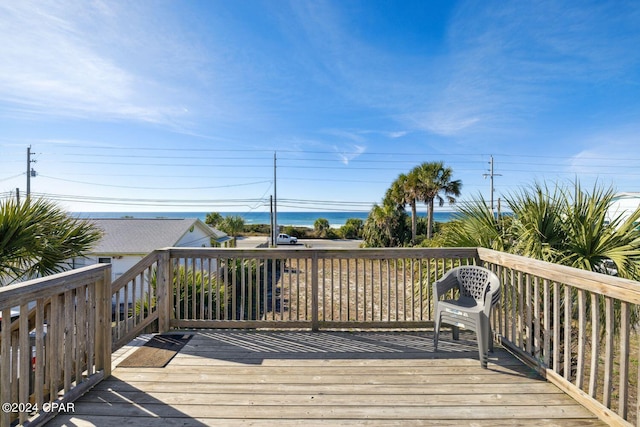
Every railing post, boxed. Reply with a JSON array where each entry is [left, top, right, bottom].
[[1, 308, 10, 427], [95, 265, 112, 378], [157, 250, 171, 333], [311, 251, 319, 331]]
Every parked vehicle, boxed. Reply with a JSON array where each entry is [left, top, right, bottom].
[[277, 233, 298, 245]]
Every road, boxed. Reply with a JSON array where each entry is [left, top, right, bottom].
[[234, 236, 363, 249], [296, 239, 363, 249]]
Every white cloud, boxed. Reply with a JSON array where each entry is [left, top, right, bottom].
[[386, 131, 408, 139]]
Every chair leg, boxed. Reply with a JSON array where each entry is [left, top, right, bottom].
[[488, 319, 494, 353], [434, 316, 440, 351], [452, 325, 459, 341], [477, 317, 489, 369]]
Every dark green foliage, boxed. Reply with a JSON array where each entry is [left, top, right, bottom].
[[280, 226, 311, 238], [218, 215, 245, 237], [362, 200, 410, 247], [1, 198, 102, 285], [339, 218, 364, 239], [205, 212, 223, 227], [314, 218, 330, 237], [244, 224, 272, 234]]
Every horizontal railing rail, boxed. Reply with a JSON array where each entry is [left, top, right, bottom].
[[0, 264, 111, 427], [478, 247, 640, 427]]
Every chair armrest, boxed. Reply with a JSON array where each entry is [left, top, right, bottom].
[[482, 276, 501, 316], [433, 271, 459, 301]]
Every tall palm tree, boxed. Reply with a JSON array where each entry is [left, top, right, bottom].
[[413, 161, 462, 239], [1, 198, 102, 285], [386, 173, 421, 243]]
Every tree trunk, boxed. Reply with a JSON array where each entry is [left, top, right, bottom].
[[427, 198, 434, 239], [411, 200, 417, 242]]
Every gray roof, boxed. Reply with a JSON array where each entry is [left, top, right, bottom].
[[88, 218, 225, 254]]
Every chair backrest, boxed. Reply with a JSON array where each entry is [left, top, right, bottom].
[[455, 266, 498, 304]]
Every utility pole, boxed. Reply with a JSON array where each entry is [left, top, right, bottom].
[[26, 145, 37, 199], [270, 195, 274, 246], [482, 155, 501, 212], [16, 188, 20, 207], [273, 152, 278, 246]]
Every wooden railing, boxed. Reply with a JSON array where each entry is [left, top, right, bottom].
[[163, 247, 478, 330], [110, 251, 162, 350], [4, 247, 640, 426], [0, 264, 111, 427], [478, 248, 640, 427]]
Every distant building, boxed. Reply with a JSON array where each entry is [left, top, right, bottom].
[[607, 193, 640, 225], [74, 218, 230, 282]]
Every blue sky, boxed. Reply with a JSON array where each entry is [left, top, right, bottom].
[[1, 0, 640, 213]]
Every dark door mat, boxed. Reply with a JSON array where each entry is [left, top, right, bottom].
[[118, 334, 193, 368]]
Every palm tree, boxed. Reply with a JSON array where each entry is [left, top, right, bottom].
[[205, 212, 223, 227], [559, 183, 640, 279], [363, 201, 407, 247], [314, 218, 330, 238], [446, 181, 640, 278], [412, 162, 462, 239], [387, 172, 423, 243], [507, 182, 566, 263], [442, 195, 508, 251], [0, 198, 102, 285], [219, 215, 245, 237]]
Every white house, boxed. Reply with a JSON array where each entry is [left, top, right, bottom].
[[607, 193, 640, 225], [74, 218, 230, 282]]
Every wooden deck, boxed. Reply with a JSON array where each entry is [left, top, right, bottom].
[[45, 330, 606, 426]]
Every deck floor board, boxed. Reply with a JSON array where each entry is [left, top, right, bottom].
[[44, 330, 606, 426]]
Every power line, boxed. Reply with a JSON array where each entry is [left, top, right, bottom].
[[40, 175, 272, 190]]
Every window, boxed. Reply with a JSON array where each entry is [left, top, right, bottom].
[[98, 257, 112, 264]]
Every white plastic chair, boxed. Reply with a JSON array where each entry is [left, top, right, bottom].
[[433, 266, 501, 368]]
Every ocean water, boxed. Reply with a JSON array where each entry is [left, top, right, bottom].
[[76, 211, 456, 227]]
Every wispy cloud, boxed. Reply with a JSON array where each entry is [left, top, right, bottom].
[[335, 144, 367, 165], [404, 1, 640, 138], [0, 2, 190, 125]]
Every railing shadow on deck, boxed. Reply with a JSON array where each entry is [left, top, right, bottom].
[[42, 376, 209, 427], [177, 329, 541, 379]]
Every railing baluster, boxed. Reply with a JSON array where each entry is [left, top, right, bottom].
[[200, 256, 206, 321], [232, 257, 237, 320], [517, 271, 523, 349], [576, 289, 586, 389], [603, 296, 615, 407], [564, 285, 572, 381], [35, 298, 45, 410], [543, 279, 551, 367], [533, 276, 540, 359], [619, 301, 630, 419], [553, 282, 560, 373], [64, 290, 73, 393], [525, 274, 532, 354], [589, 292, 600, 398]]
